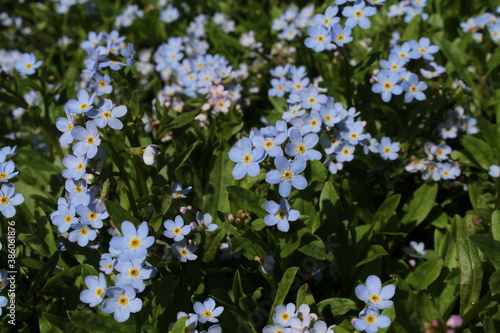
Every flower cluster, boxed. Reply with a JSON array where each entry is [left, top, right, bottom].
[[272, 4, 315, 41], [460, 11, 499, 43], [169, 297, 224, 332], [405, 142, 461, 181], [437, 106, 478, 139], [263, 303, 336, 332], [0, 146, 24, 218], [79, 221, 156, 322], [371, 37, 441, 103], [115, 4, 144, 29], [53, 0, 91, 15], [353, 275, 395, 333], [388, 0, 429, 23]]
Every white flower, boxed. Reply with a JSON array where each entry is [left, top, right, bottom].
[[143, 144, 160, 166]]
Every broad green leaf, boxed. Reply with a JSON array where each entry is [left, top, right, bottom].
[[490, 270, 500, 296], [203, 142, 231, 217], [67, 311, 136, 333], [279, 228, 308, 258], [39, 313, 67, 333], [163, 110, 199, 131], [469, 234, 500, 261], [317, 298, 357, 316], [457, 216, 483, 315], [406, 258, 443, 290], [400, 183, 438, 228], [296, 283, 315, 307], [298, 233, 326, 260], [267, 267, 300, 325], [460, 136, 494, 170], [227, 185, 268, 218], [202, 229, 227, 263], [18, 233, 52, 258], [355, 245, 388, 268], [30, 252, 60, 297], [492, 210, 500, 242], [170, 316, 187, 333], [372, 193, 401, 232], [105, 200, 140, 230]]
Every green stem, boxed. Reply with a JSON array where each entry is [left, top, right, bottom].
[[103, 132, 140, 218], [461, 292, 500, 327]]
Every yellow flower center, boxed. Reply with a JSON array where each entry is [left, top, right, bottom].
[[180, 249, 188, 256], [282, 170, 292, 179], [79, 228, 89, 236], [103, 112, 112, 118], [173, 193, 182, 197], [296, 144, 306, 154], [80, 103, 88, 110], [265, 141, 274, 148], [276, 211, 286, 219], [384, 147, 391, 154], [0, 173, 7, 179], [129, 268, 139, 277], [308, 97, 316, 104], [410, 86, 417, 92], [95, 288, 104, 297], [281, 313, 290, 320], [337, 35, 345, 41], [203, 311, 212, 318], [87, 137, 95, 144], [99, 81, 107, 87], [370, 294, 380, 303], [317, 35, 325, 42], [75, 185, 83, 193], [25, 63, 33, 69], [130, 238, 141, 248], [77, 163, 85, 171], [173, 227, 181, 235], [88, 212, 97, 220], [68, 122, 73, 131], [365, 314, 376, 324], [243, 154, 252, 164], [118, 296, 129, 306], [65, 215, 73, 223], [383, 82, 392, 90]]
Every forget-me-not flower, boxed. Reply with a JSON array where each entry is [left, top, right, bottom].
[[265, 156, 308, 197], [264, 198, 300, 232]]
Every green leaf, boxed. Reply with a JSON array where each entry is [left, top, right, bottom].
[[163, 110, 199, 131], [317, 298, 357, 316], [406, 258, 443, 290], [490, 270, 500, 296], [18, 233, 51, 258], [298, 233, 326, 260], [105, 200, 140, 230], [355, 245, 388, 268], [267, 267, 300, 325], [460, 136, 494, 170], [67, 311, 136, 333], [457, 215, 483, 315], [372, 193, 401, 232], [30, 252, 60, 297], [39, 313, 68, 333], [469, 234, 500, 261], [492, 210, 500, 242], [170, 316, 187, 333], [202, 229, 227, 263], [400, 183, 438, 228], [203, 142, 231, 217], [161, 185, 172, 215], [279, 228, 308, 258], [296, 283, 315, 307], [227, 185, 268, 218]]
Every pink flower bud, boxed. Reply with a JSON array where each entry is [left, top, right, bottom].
[[180, 206, 188, 214], [189, 222, 197, 230], [446, 315, 462, 329]]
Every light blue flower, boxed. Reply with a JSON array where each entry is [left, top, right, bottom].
[[353, 307, 391, 333], [355, 275, 396, 310], [171, 239, 198, 262], [114, 258, 156, 293], [172, 182, 192, 198], [65, 179, 90, 207], [77, 202, 108, 229], [62, 154, 87, 180], [228, 137, 266, 180], [0, 296, 7, 316], [197, 212, 218, 232], [401, 74, 427, 102], [90, 99, 127, 130], [335, 142, 355, 162], [55, 110, 75, 147], [313, 6, 340, 28], [285, 129, 322, 161], [102, 285, 143, 322], [489, 165, 500, 178], [378, 137, 400, 160], [110, 221, 155, 262], [343, 2, 377, 29], [80, 273, 107, 307], [331, 24, 353, 47], [405, 241, 426, 257], [265, 156, 308, 197], [299, 86, 327, 110], [15, 53, 42, 76], [372, 71, 403, 102], [0, 161, 19, 182], [65, 89, 96, 114], [305, 25, 332, 52], [264, 198, 300, 232], [68, 223, 97, 247], [193, 297, 224, 324], [0, 183, 24, 218], [163, 215, 191, 241], [71, 121, 101, 159], [409, 37, 439, 61], [51, 204, 78, 233]]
